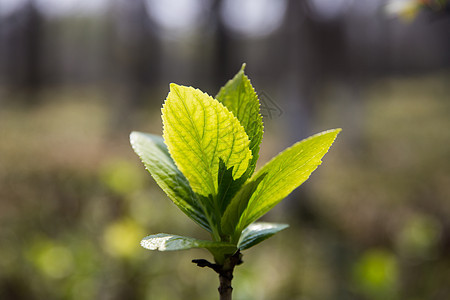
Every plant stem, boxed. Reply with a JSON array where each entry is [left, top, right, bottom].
[[218, 269, 233, 300], [192, 250, 243, 300]]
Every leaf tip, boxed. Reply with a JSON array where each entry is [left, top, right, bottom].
[[169, 82, 179, 90], [129, 131, 143, 150], [129, 131, 138, 142], [318, 128, 342, 141], [329, 128, 342, 140]]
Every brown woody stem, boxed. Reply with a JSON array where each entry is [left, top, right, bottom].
[[192, 250, 243, 300]]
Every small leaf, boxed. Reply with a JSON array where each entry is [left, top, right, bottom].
[[162, 84, 252, 198], [221, 173, 267, 237], [141, 233, 235, 252], [216, 64, 263, 176], [238, 222, 289, 250], [130, 132, 210, 232], [237, 129, 341, 232], [216, 159, 246, 213]]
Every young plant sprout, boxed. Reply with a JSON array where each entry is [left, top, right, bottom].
[[130, 64, 340, 299]]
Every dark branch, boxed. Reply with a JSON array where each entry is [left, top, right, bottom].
[[191, 259, 222, 273], [192, 251, 243, 300]]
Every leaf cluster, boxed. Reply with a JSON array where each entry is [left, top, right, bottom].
[[130, 64, 340, 264]]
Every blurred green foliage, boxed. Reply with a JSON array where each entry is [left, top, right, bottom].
[[1, 74, 449, 299], [353, 249, 399, 299]]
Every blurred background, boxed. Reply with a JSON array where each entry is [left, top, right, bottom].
[[1, 0, 450, 299]]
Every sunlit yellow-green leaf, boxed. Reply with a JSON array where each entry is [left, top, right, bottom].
[[216, 64, 263, 176], [162, 84, 252, 198], [233, 129, 341, 233]]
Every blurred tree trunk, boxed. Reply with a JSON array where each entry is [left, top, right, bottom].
[[1, 0, 43, 103], [109, 0, 160, 131], [211, 0, 233, 89]]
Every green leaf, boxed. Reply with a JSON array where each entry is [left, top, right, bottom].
[[216, 159, 246, 213], [236, 129, 341, 233], [220, 173, 267, 237], [216, 64, 263, 176], [238, 222, 289, 250], [213, 65, 265, 221], [130, 132, 210, 232], [141, 233, 235, 252], [162, 83, 252, 198]]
